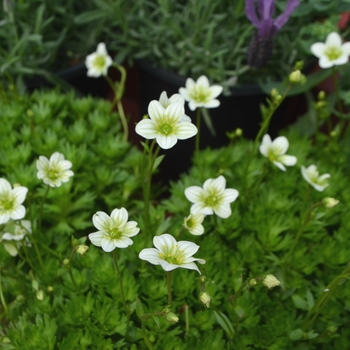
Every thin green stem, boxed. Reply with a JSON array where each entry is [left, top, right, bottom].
[[0, 267, 9, 317], [184, 304, 189, 336], [195, 108, 201, 157], [38, 185, 50, 233], [167, 271, 172, 306], [112, 250, 128, 315], [332, 67, 343, 116], [141, 320, 154, 350], [105, 64, 129, 142], [283, 202, 322, 265], [302, 263, 350, 331]]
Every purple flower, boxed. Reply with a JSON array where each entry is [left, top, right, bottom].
[[245, 0, 300, 67]]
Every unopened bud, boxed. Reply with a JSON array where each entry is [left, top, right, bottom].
[[63, 258, 70, 266], [270, 88, 278, 97], [199, 292, 211, 308], [289, 70, 302, 84], [36, 290, 44, 301], [76, 245, 89, 256], [295, 61, 304, 70], [322, 197, 339, 209], [330, 130, 337, 137], [318, 91, 326, 100], [47, 286, 54, 293], [235, 128, 243, 137], [166, 312, 179, 323], [262, 274, 280, 289], [198, 275, 207, 284], [249, 278, 258, 287]]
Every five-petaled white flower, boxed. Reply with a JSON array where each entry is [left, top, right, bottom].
[[183, 213, 205, 235], [139, 233, 205, 273], [301, 165, 330, 192], [85, 42, 113, 77], [310, 32, 350, 69], [185, 175, 239, 219], [259, 134, 297, 171], [0, 179, 28, 225], [135, 100, 198, 149], [89, 208, 140, 252], [179, 75, 223, 111], [36, 152, 74, 187], [1, 220, 32, 256], [158, 91, 191, 123]]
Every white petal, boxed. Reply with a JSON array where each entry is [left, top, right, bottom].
[[156, 135, 178, 149], [214, 203, 232, 219], [159, 260, 180, 272], [310, 43, 325, 58], [191, 203, 213, 216], [101, 238, 116, 252], [148, 101, 165, 121], [273, 161, 286, 171], [153, 234, 177, 252], [280, 155, 297, 166], [209, 85, 223, 99], [178, 261, 201, 273], [341, 42, 350, 55], [4, 243, 18, 256], [10, 205, 26, 220], [185, 77, 196, 90], [209, 176, 226, 193], [188, 101, 198, 111], [139, 248, 161, 265], [135, 119, 157, 139], [221, 189, 239, 203], [185, 186, 204, 203], [196, 75, 210, 88], [178, 87, 190, 101], [88, 231, 104, 246], [0, 213, 10, 225], [0, 178, 11, 193], [166, 102, 184, 124], [12, 187, 28, 204], [96, 42, 108, 55], [272, 136, 289, 155], [114, 237, 133, 248], [174, 123, 198, 140], [169, 94, 185, 105], [319, 56, 333, 69], [177, 241, 200, 257], [92, 211, 110, 231], [159, 91, 168, 107], [203, 99, 220, 109], [326, 32, 342, 47], [110, 207, 128, 226], [189, 225, 204, 236]]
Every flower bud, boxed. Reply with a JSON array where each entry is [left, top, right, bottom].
[[166, 312, 179, 323], [289, 70, 302, 84], [249, 278, 258, 287], [199, 292, 211, 308], [322, 197, 339, 209], [294, 61, 304, 70], [235, 128, 243, 137], [36, 290, 44, 301], [262, 274, 280, 289], [198, 275, 207, 284], [76, 245, 89, 256], [318, 91, 326, 100], [62, 258, 70, 266]]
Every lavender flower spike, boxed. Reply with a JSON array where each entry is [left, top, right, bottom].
[[246, 0, 300, 68]]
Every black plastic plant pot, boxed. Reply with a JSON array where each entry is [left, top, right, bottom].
[[25, 63, 107, 97], [136, 59, 306, 182]]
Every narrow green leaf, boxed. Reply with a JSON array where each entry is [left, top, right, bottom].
[[213, 311, 235, 339]]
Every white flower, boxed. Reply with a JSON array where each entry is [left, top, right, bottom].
[[310, 32, 350, 69], [139, 233, 205, 274], [179, 75, 223, 111], [135, 100, 197, 149], [184, 175, 239, 219], [36, 152, 74, 187], [1, 220, 32, 256], [158, 91, 191, 123], [259, 134, 297, 171], [262, 274, 281, 289], [183, 213, 205, 235], [301, 165, 330, 192], [0, 179, 28, 225], [85, 42, 113, 77], [89, 208, 139, 252]]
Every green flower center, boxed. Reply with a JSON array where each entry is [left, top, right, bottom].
[[47, 168, 60, 181], [93, 55, 106, 69], [109, 227, 123, 240], [204, 194, 220, 208], [267, 148, 278, 162], [157, 121, 175, 136], [0, 193, 15, 211], [186, 217, 195, 229], [159, 244, 185, 265], [189, 87, 211, 103], [324, 46, 343, 61]]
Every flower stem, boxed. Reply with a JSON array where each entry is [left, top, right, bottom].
[[283, 202, 322, 266], [105, 64, 129, 142], [184, 304, 189, 336], [0, 267, 9, 317], [112, 250, 128, 315], [195, 108, 201, 158], [302, 263, 350, 331], [38, 185, 50, 233], [167, 271, 172, 306], [141, 320, 154, 350]]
